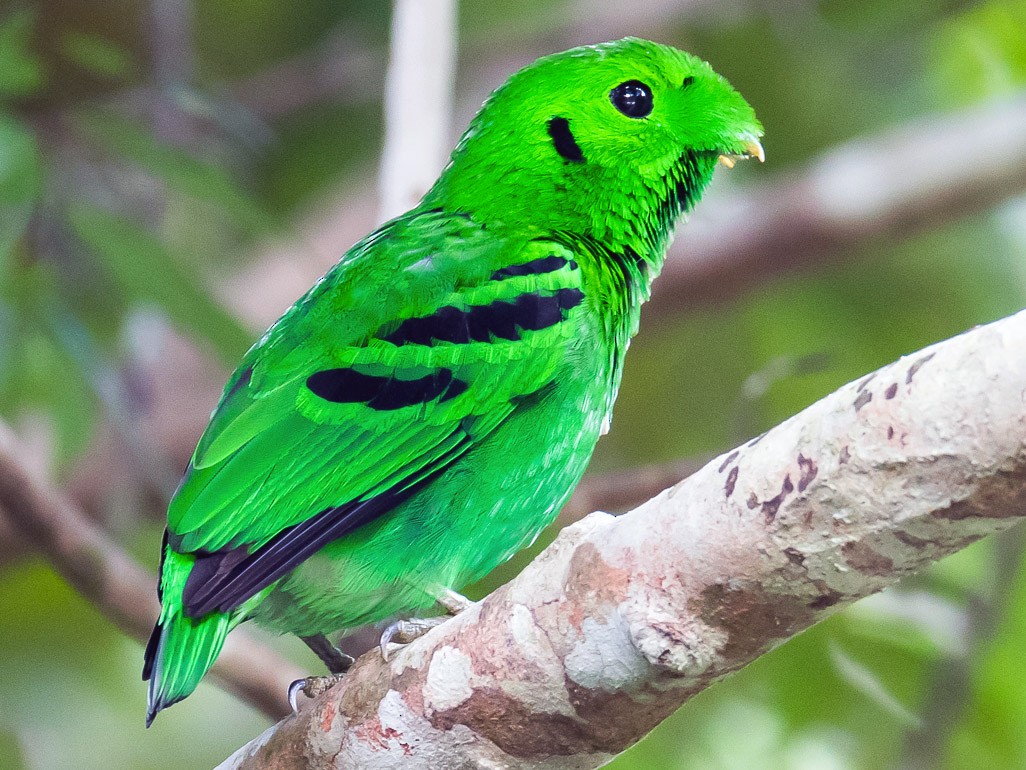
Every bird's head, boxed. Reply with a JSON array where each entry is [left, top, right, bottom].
[[426, 37, 763, 257]]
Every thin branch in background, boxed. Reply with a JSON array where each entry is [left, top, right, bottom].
[[378, 0, 459, 221], [651, 93, 1026, 318], [227, 94, 1026, 336], [898, 525, 1026, 770], [0, 421, 302, 721], [558, 454, 709, 526], [0, 501, 24, 564], [149, 0, 194, 144]]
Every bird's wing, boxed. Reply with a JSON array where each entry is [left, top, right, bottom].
[[163, 210, 587, 616]]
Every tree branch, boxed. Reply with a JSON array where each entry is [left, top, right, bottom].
[[218, 308, 1026, 769], [377, 0, 458, 221], [558, 454, 709, 526], [897, 525, 1026, 769], [0, 421, 303, 721], [149, 0, 194, 143]]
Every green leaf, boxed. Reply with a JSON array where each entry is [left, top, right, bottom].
[[60, 31, 134, 81], [0, 113, 40, 203], [0, 113, 41, 269], [0, 9, 44, 98], [0, 268, 98, 466], [68, 204, 253, 365], [76, 112, 275, 236]]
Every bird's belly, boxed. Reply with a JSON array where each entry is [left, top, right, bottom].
[[251, 379, 606, 636]]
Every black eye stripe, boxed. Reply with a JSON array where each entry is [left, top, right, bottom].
[[547, 117, 585, 163]]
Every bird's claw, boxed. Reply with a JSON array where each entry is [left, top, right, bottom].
[[288, 673, 345, 714], [288, 678, 305, 714], [378, 617, 449, 661]]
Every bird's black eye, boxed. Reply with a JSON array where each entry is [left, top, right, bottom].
[[609, 80, 653, 118], [681, 75, 695, 89]]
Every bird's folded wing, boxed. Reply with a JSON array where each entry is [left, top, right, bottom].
[[161, 211, 587, 615]]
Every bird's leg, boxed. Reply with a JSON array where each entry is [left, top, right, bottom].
[[289, 634, 355, 713], [300, 633, 355, 675], [378, 586, 475, 661]]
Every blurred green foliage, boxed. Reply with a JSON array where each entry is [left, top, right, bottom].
[[1, 1, 1025, 768], [59, 31, 134, 81], [0, 10, 42, 97], [934, 0, 1026, 105]]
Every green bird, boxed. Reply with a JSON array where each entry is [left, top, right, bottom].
[[143, 36, 763, 724]]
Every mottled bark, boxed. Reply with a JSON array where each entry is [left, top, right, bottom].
[[219, 309, 1026, 769]]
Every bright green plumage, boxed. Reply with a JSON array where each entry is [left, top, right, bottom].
[[144, 37, 762, 723]]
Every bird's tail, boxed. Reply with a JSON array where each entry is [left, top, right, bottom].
[[143, 608, 232, 726], [143, 546, 234, 726]]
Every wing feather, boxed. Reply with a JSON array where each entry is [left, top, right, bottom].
[[165, 211, 587, 613]]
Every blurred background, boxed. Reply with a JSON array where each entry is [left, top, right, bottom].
[[2, 0, 1026, 767]]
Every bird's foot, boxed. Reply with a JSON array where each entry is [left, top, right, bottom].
[[378, 617, 448, 661], [288, 673, 345, 713], [377, 588, 475, 661]]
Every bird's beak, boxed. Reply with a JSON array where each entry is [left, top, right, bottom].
[[718, 139, 765, 168]]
